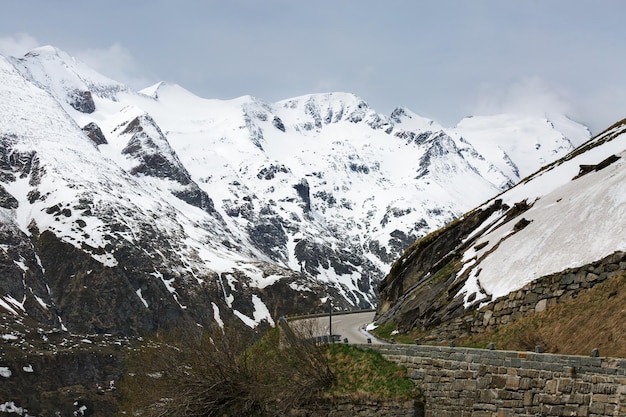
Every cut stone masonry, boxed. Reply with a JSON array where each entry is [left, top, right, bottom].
[[359, 344, 626, 417]]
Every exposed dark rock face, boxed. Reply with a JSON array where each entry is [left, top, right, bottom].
[[0, 184, 18, 208], [0, 310, 127, 417], [294, 238, 381, 308], [257, 163, 290, 180], [1, 343, 123, 416], [293, 178, 311, 212], [248, 214, 289, 262], [394, 130, 432, 146], [273, 115, 286, 132], [388, 229, 419, 257], [82, 122, 108, 145], [117, 114, 221, 216], [120, 115, 192, 184], [68, 89, 96, 113], [415, 132, 463, 179], [33, 229, 185, 335], [172, 184, 217, 214], [575, 154, 621, 178], [21, 225, 326, 336], [0, 224, 59, 327]]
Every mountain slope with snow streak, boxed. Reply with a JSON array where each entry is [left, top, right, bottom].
[[0, 46, 590, 334], [376, 117, 626, 332], [457, 119, 626, 305]]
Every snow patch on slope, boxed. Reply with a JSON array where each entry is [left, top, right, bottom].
[[458, 123, 626, 305]]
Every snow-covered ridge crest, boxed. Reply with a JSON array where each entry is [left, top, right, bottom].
[[0, 46, 592, 334], [10, 45, 128, 114]]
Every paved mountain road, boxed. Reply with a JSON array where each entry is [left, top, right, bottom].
[[292, 311, 383, 345]]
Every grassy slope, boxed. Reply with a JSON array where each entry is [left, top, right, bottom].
[[325, 344, 418, 400], [255, 326, 419, 400], [371, 273, 626, 358]]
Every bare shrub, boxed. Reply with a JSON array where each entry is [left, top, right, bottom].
[[120, 320, 335, 417]]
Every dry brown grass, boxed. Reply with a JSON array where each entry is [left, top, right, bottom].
[[458, 273, 626, 357]]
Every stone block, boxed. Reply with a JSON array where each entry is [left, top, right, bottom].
[[505, 376, 521, 390], [525, 292, 539, 305], [489, 375, 507, 389], [470, 411, 493, 417], [592, 383, 617, 395], [473, 402, 497, 412], [496, 409, 514, 417], [566, 392, 591, 405], [476, 376, 492, 390], [518, 377, 532, 390], [557, 378, 573, 393], [410, 369, 426, 380], [505, 358, 522, 368], [560, 273, 576, 285], [588, 401, 605, 414], [575, 406, 589, 416], [523, 391, 534, 406], [544, 379, 558, 394], [534, 298, 547, 312], [539, 404, 560, 415]]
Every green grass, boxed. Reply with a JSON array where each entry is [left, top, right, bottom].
[[252, 325, 420, 400], [430, 258, 461, 284], [370, 321, 397, 339], [370, 321, 424, 345], [325, 344, 419, 400]]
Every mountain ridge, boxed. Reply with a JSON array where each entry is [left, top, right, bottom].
[[0, 46, 591, 335]]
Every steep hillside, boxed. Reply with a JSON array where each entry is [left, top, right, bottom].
[[0, 46, 589, 335], [376, 117, 626, 342]]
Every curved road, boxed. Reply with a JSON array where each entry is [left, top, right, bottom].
[[293, 311, 383, 345]]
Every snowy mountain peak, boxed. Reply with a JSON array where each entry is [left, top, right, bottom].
[[140, 81, 167, 99], [451, 113, 590, 181], [390, 106, 442, 132], [275, 92, 391, 132], [14, 45, 128, 106], [140, 81, 208, 103]]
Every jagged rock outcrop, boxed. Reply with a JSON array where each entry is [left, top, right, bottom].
[[68, 89, 95, 113], [82, 122, 108, 145]]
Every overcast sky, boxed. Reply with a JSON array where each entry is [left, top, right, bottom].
[[1, 0, 624, 133]]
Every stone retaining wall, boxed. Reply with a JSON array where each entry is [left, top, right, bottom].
[[290, 398, 421, 417], [357, 344, 626, 417], [426, 251, 626, 342]]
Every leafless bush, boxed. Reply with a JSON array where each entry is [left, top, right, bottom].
[[120, 320, 335, 417]]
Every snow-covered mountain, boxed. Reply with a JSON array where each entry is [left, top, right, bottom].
[[0, 46, 590, 334], [377, 116, 626, 331]]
